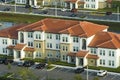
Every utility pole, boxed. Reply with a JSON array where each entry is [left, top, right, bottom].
[[117, 6, 119, 21], [55, 1, 57, 17], [15, 0, 16, 12], [87, 65, 88, 80]]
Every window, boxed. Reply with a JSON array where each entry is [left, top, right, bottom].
[[66, 37, 68, 42], [62, 37, 68, 42], [47, 43, 52, 48], [103, 60, 105, 65], [62, 37, 65, 42], [109, 60, 111, 66], [112, 51, 114, 57], [63, 55, 65, 60], [47, 33, 52, 39], [73, 46, 79, 52], [36, 52, 41, 57], [73, 37, 78, 43], [12, 39, 17, 45], [66, 46, 68, 51], [109, 51, 111, 56], [100, 50, 105, 56], [36, 43, 41, 48], [63, 46, 65, 51], [109, 51, 114, 57], [100, 59, 105, 65], [36, 34, 41, 39], [56, 44, 60, 49], [28, 32, 33, 38], [3, 48, 7, 53], [91, 48, 96, 54], [56, 34, 60, 40], [28, 42, 33, 47], [112, 61, 114, 66], [100, 59, 102, 65], [100, 50, 102, 55], [2, 39, 7, 45]]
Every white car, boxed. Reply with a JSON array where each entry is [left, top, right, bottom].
[[61, 8, 67, 11], [32, 6, 40, 9], [97, 70, 107, 77]]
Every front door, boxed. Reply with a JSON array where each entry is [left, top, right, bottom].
[[79, 58, 83, 66]]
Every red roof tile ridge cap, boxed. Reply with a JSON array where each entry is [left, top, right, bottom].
[[97, 40, 111, 47], [18, 21, 41, 31], [79, 22, 87, 35]]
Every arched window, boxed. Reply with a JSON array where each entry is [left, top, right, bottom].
[[20, 32, 24, 43], [82, 39, 86, 50]]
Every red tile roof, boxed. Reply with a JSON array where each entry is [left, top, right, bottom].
[[86, 54, 99, 59], [67, 52, 76, 57], [0, 24, 26, 39], [0, 18, 108, 39], [76, 51, 88, 57], [60, 21, 108, 37], [23, 47, 35, 52], [89, 32, 120, 49], [14, 44, 26, 50], [7, 45, 15, 49]]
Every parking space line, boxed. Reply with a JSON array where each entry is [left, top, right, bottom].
[[56, 68, 63, 72]]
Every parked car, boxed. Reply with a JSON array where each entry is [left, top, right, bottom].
[[23, 60, 35, 67], [97, 70, 107, 77], [25, 4, 31, 8], [106, 12, 112, 15], [3, 7, 11, 11], [17, 61, 24, 66], [4, 59, 14, 65], [74, 67, 84, 73], [42, 10, 48, 14], [61, 8, 67, 11], [35, 63, 46, 69], [69, 14, 77, 17], [71, 8, 77, 13], [0, 57, 7, 64], [32, 6, 40, 9]]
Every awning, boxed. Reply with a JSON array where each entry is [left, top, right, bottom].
[[76, 51, 88, 57], [67, 52, 76, 57], [86, 54, 99, 59], [7, 45, 15, 49], [23, 47, 35, 52], [14, 44, 26, 50]]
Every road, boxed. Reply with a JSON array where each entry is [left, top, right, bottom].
[[0, 4, 120, 22], [0, 64, 120, 80]]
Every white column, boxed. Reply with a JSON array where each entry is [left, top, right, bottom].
[[76, 57, 79, 67], [33, 52, 36, 59], [34, 0, 37, 6], [67, 56, 71, 63]]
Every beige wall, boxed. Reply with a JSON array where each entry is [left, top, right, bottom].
[[98, 2, 107, 9], [87, 59, 97, 66], [60, 43, 71, 61], [34, 40, 45, 59]]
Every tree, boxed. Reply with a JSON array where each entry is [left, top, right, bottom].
[[17, 68, 39, 80], [93, 76, 99, 80], [74, 74, 82, 80]]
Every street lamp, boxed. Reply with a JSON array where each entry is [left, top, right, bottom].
[[86, 65, 88, 80], [117, 6, 119, 21], [14, 0, 16, 12], [55, 1, 57, 17]]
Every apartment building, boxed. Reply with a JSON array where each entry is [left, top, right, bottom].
[[1, 18, 120, 68], [42, 0, 109, 9]]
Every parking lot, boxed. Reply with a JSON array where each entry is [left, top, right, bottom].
[[0, 63, 120, 80]]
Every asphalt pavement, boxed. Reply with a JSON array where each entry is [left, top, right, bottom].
[[0, 4, 120, 22]]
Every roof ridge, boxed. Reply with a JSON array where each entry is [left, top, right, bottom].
[[79, 22, 87, 36]]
